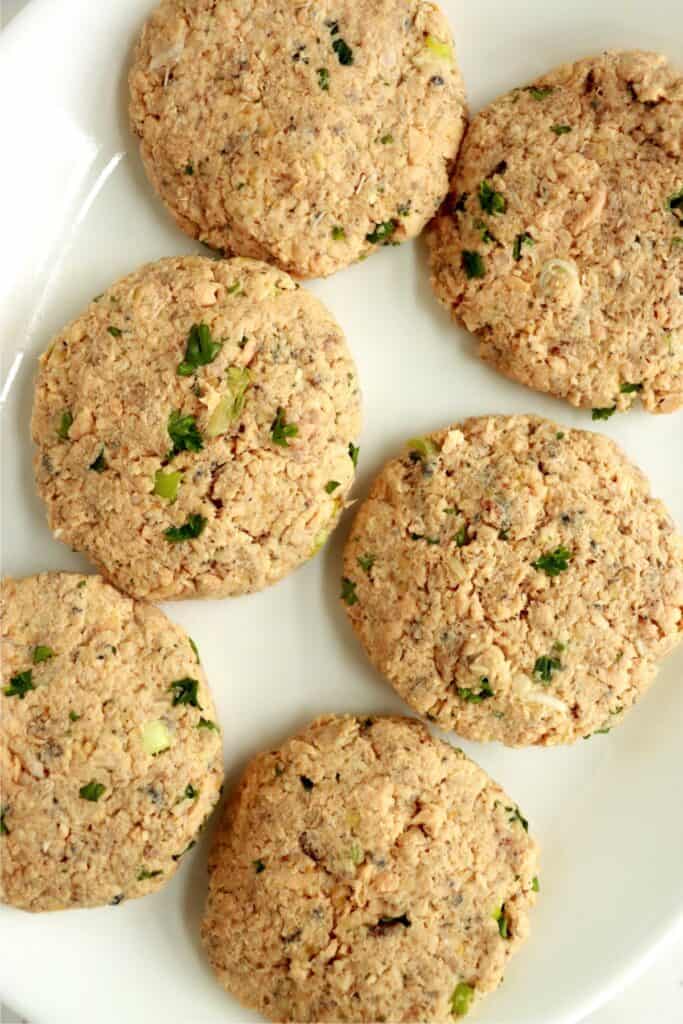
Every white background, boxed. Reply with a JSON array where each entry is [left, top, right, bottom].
[[0, 1, 681, 1022]]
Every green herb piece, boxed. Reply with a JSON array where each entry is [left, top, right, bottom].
[[592, 406, 616, 421], [197, 717, 219, 731], [666, 189, 683, 221], [177, 322, 222, 376], [270, 407, 299, 447], [331, 225, 345, 240], [348, 442, 360, 467], [513, 232, 534, 261], [556, 431, 565, 439], [534, 655, 562, 684], [33, 645, 55, 664], [366, 220, 397, 244], [380, 133, 394, 144], [478, 180, 507, 215], [332, 37, 353, 66], [207, 366, 251, 437], [184, 784, 198, 800], [317, 67, 330, 91], [4, 670, 34, 699], [79, 780, 106, 802], [226, 282, 241, 295], [184, 164, 194, 175], [168, 410, 203, 457], [89, 448, 107, 473], [341, 577, 358, 605], [493, 904, 510, 939], [172, 840, 196, 862], [141, 720, 172, 756], [357, 553, 376, 573], [672, 236, 683, 247], [526, 85, 554, 100], [350, 843, 364, 865], [138, 868, 163, 880], [532, 875, 540, 892], [189, 637, 200, 663], [326, 19, 339, 34], [462, 250, 485, 278], [169, 677, 201, 708], [454, 524, 469, 547], [253, 859, 266, 873], [154, 469, 182, 501], [325, 480, 341, 494], [450, 981, 474, 1017], [620, 381, 643, 394], [506, 805, 529, 831], [424, 35, 453, 61], [0, 807, 8, 836], [300, 775, 315, 791], [532, 546, 572, 576], [410, 532, 440, 544], [69, 711, 81, 722], [407, 437, 440, 463], [164, 513, 207, 544], [57, 410, 73, 440], [551, 124, 572, 135], [107, 326, 122, 338], [456, 677, 493, 703]]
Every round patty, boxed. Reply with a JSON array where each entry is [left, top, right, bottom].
[[201, 714, 538, 1022], [428, 51, 683, 413], [0, 572, 223, 912], [129, 0, 467, 278], [32, 256, 361, 601], [342, 415, 683, 746]]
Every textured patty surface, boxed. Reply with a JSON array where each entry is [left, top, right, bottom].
[[342, 416, 683, 746], [0, 573, 223, 912], [428, 51, 683, 413], [202, 714, 538, 1022], [32, 256, 361, 601], [129, 0, 467, 278]]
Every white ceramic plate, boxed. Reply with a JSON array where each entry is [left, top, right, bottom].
[[1, 2, 681, 1023]]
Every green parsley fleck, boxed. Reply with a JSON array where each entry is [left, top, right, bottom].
[[33, 645, 55, 664], [532, 875, 540, 892], [357, 553, 376, 573], [79, 780, 106, 802], [253, 859, 266, 873], [154, 468, 182, 501], [184, 164, 194, 175], [493, 904, 510, 939], [227, 282, 242, 295], [592, 406, 616, 420], [526, 85, 554, 100], [556, 431, 565, 439], [4, 670, 34, 699], [177, 322, 222, 376], [410, 532, 440, 544], [0, 807, 8, 836], [184, 784, 198, 800], [341, 577, 358, 605], [450, 981, 474, 1017], [69, 711, 81, 722], [317, 67, 330, 91], [532, 546, 572, 576], [454, 524, 469, 547], [332, 37, 353, 66], [164, 513, 207, 544], [478, 180, 506, 215], [462, 250, 485, 278], [325, 480, 341, 494], [513, 232, 534, 261], [380, 133, 394, 144], [366, 220, 397, 245], [172, 840, 196, 862], [407, 437, 440, 463], [456, 677, 493, 703], [551, 124, 572, 135], [138, 868, 163, 880], [331, 225, 346, 241], [197, 717, 219, 731], [350, 843, 364, 865], [169, 677, 201, 708], [672, 237, 683, 247], [348, 442, 360, 467], [89, 448, 107, 473], [506, 805, 529, 831], [620, 381, 643, 394], [107, 326, 122, 338], [534, 654, 562, 684], [189, 637, 200, 663], [167, 410, 203, 457], [666, 189, 683, 221], [270, 407, 299, 447], [57, 410, 73, 440]]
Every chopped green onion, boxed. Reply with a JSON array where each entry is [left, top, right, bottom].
[[154, 469, 182, 501]]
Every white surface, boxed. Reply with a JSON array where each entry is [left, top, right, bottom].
[[1, 1, 682, 1023]]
